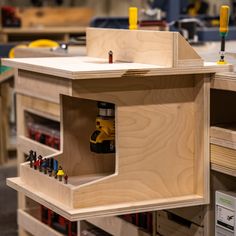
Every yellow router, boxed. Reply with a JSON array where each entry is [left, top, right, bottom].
[[217, 5, 230, 64], [129, 7, 138, 30]]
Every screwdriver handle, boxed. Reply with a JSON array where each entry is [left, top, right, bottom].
[[129, 7, 138, 30], [219, 5, 230, 36]]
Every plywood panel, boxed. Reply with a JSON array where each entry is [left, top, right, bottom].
[[16, 70, 72, 103], [87, 28, 174, 67], [70, 75, 206, 209]]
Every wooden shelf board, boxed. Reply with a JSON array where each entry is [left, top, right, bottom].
[[210, 125, 236, 149], [211, 163, 236, 177], [18, 208, 63, 236], [2, 57, 232, 80], [7, 177, 205, 221], [211, 72, 236, 91], [18, 135, 59, 157]]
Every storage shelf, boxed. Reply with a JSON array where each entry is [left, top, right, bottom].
[[210, 144, 236, 177], [8, 176, 204, 221], [211, 72, 236, 92], [87, 216, 150, 236], [18, 135, 58, 157], [210, 125, 236, 176], [211, 163, 236, 177], [210, 125, 236, 149], [18, 208, 63, 236]]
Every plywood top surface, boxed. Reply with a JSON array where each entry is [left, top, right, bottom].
[[2, 56, 232, 80]]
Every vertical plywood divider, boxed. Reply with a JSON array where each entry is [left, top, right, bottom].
[[86, 28, 203, 68]]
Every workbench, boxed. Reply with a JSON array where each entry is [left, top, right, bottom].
[[0, 27, 86, 43], [3, 28, 232, 236]]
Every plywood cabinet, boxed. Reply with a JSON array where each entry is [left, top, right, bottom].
[[3, 28, 231, 222]]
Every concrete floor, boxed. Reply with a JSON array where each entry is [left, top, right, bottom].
[[0, 159, 18, 236]]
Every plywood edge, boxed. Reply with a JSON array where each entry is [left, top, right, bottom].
[[7, 177, 205, 221], [211, 144, 236, 171], [2, 57, 231, 80], [7, 177, 74, 220], [210, 126, 236, 146], [211, 163, 236, 177], [18, 209, 63, 236], [210, 137, 236, 150]]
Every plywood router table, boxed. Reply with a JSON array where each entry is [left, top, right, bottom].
[[2, 28, 232, 226]]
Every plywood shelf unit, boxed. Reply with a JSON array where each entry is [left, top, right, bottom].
[[3, 28, 231, 221], [210, 74, 236, 177]]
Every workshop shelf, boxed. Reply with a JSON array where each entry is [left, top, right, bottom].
[[210, 82, 236, 176], [18, 208, 63, 236]]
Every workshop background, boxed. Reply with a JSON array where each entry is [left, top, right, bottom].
[[0, 1, 236, 236]]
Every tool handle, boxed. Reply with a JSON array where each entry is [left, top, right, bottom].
[[129, 7, 138, 30], [219, 5, 229, 35]]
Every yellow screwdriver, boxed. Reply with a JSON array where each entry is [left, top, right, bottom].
[[217, 5, 230, 64]]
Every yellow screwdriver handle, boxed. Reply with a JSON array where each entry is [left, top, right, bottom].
[[129, 7, 138, 30], [219, 5, 229, 35]]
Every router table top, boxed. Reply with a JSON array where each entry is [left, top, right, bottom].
[[2, 56, 232, 80]]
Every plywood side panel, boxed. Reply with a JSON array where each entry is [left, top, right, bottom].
[[72, 74, 195, 105], [178, 34, 202, 61], [194, 75, 210, 201], [86, 28, 175, 67], [71, 76, 198, 209]]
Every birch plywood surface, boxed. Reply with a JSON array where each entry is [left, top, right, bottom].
[[87, 28, 175, 66], [87, 28, 203, 67], [2, 57, 232, 80]]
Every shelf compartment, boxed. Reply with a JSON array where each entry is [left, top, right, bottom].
[[87, 216, 150, 236], [156, 211, 204, 236], [18, 208, 63, 236], [25, 111, 60, 150], [18, 135, 58, 157]]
